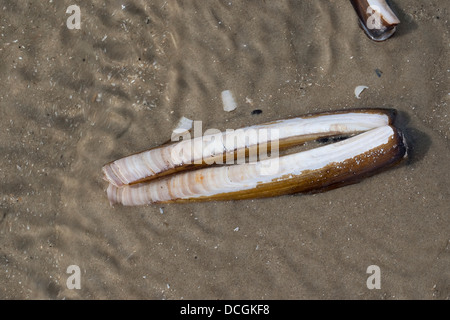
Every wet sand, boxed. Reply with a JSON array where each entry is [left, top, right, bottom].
[[0, 0, 448, 299]]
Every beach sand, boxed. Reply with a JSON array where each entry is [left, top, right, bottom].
[[0, 0, 448, 299]]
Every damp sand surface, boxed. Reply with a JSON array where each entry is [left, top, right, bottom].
[[0, 0, 449, 299]]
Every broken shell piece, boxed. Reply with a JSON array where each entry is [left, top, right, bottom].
[[172, 116, 193, 135], [355, 85, 369, 99], [221, 90, 237, 112], [350, 0, 400, 41]]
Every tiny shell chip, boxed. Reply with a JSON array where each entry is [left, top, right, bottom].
[[173, 116, 193, 134], [221, 90, 237, 112], [355, 85, 369, 99]]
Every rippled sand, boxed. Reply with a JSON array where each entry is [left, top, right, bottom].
[[0, 0, 448, 299]]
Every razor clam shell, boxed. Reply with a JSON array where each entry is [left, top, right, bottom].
[[102, 109, 396, 187], [107, 125, 407, 206], [350, 0, 400, 41]]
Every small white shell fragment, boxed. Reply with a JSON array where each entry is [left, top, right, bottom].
[[221, 90, 237, 112], [172, 116, 193, 135], [355, 86, 369, 99]]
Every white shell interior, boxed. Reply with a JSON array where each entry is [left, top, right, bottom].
[[367, 0, 401, 25]]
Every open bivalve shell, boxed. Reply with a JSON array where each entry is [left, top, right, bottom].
[[102, 109, 407, 206]]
